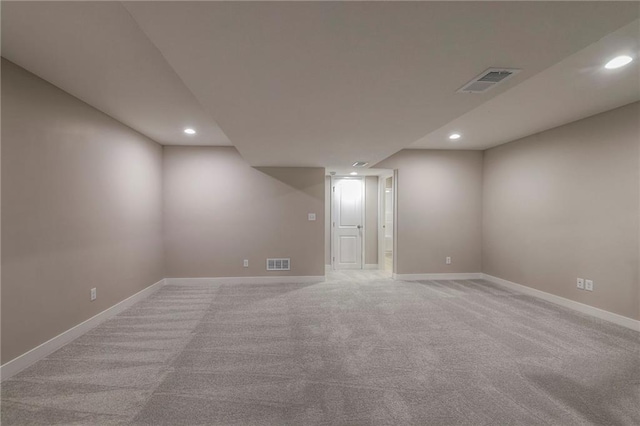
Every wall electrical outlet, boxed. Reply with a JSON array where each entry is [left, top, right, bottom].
[[308, 213, 316, 221], [446, 256, 452, 265], [585, 279, 594, 291], [90, 288, 97, 301], [243, 259, 249, 267], [577, 278, 584, 290]]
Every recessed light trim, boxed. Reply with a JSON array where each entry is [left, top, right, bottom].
[[449, 133, 462, 140], [605, 55, 633, 69], [184, 128, 196, 135], [350, 172, 358, 176]]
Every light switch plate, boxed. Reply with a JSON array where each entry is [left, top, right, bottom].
[[308, 213, 316, 221], [577, 278, 584, 290]]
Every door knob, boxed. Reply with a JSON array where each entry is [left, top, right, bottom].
[[357, 225, 362, 229]]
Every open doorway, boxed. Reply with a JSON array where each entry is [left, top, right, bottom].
[[326, 170, 394, 272]]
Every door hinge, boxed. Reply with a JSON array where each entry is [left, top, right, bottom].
[[333, 186, 335, 192]]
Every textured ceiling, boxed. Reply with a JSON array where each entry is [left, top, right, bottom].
[[411, 20, 640, 150], [1, 1, 230, 146], [3, 1, 638, 167]]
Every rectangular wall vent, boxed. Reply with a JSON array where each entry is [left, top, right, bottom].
[[267, 258, 290, 271], [456, 68, 521, 93]]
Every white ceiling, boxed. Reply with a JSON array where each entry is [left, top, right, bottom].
[[1, 1, 231, 146], [412, 20, 640, 150], [2, 2, 638, 167], [122, 1, 638, 167]]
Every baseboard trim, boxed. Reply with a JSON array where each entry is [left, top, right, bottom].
[[364, 264, 379, 270], [482, 274, 640, 332], [0, 278, 166, 382], [393, 273, 483, 281], [165, 276, 325, 285]]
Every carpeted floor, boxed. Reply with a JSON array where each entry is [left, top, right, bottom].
[[2, 270, 639, 425]]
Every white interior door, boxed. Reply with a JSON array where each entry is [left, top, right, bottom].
[[332, 177, 364, 270]]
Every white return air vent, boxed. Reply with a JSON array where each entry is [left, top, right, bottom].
[[267, 258, 290, 271], [457, 68, 521, 93]]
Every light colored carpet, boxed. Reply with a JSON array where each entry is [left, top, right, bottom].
[[2, 270, 639, 425]]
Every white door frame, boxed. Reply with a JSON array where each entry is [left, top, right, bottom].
[[378, 172, 393, 271], [331, 176, 365, 270]]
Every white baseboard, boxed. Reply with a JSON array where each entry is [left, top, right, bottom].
[[482, 274, 640, 332], [364, 264, 379, 270], [393, 273, 483, 281], [165, 276, 325, 285], [0, 278, 166, 382]]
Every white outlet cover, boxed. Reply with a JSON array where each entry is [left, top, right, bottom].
[[90, 288, 97, 301], [308, 213, 316, 221], [577, 278, 585, 290], [446, 257, 452, 265], [243, 259, 249, 267], [585, 280, 594, 291]]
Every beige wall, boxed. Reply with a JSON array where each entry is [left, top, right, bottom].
[[483, 102, 640, 320], [365, 176, 378, 266], [1, 59, 164, 363], [376, 150, 483, 275], [163, 146, 325, 278]]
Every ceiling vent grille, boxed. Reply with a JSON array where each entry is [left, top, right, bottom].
[[457, 68, 521, 93], [352, 161, 369, 167], [267, 258, 290, 271]]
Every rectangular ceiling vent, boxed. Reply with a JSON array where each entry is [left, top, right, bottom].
[[267, 258, 290, 271], [456, 68, 521, 93], [352, 161, 369, 167]]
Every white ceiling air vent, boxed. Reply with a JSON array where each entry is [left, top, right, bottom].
[[267, 258, 290, 271], [457, 68, 521, 93], [352, 161, 369, 167]]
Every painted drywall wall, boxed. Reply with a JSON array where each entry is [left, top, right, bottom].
[[376, 150, 483, 274], [1, 59, 164, 364], [163, 146, 325, 278], [365, 176, 378, 266], [483, 102, 640, 320]]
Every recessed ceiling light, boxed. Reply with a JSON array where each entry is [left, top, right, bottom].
[[184, 128, 196, 135], [605, 55, 633, 69], [350, 172, 358, 176], [449, 133, 461, 140]]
